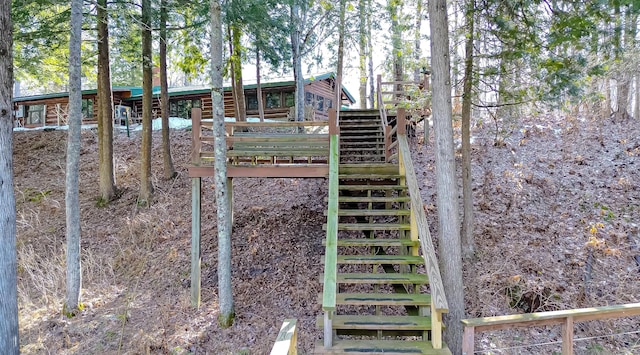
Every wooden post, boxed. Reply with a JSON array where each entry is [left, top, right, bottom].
[[431, 307, 443, 349], [398, 108, 407, 136], [384, 125, 392, 162], [43, 104, 47, 127], [562, 316, 574, 355], [190, 177, 202, 308], [376, 74, 382, 110], [227, 177, 233, 234], [324, 311, 333, 348], [462, 325, 475, 355], [192, 108, 202, 165], [56, 103, 61, 126], [328, 108, 338, 135]]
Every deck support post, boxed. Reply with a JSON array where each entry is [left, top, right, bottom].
[[190, 177, 202, 308], [323, 311, 333, 349], [562, 316, 574, 355], [431, 306, 443, 349]]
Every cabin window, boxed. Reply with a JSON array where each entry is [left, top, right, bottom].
[[316, 96, 324, 111], [170, 99, 201, 119], [284, 92, 295, 107], [326, 99, 333, 110], [305, 92, 314, 106], [82, 99, 93, 119], [25, 104, 45, 125], [265, 92, 281, 108], [246, 93, 258, 110]]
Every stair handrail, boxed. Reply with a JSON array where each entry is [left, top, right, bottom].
[[377, 75, 397, 162], [397, 108, 448, 350], [270, 318, 298, 355], [321, 108, 340, 349]]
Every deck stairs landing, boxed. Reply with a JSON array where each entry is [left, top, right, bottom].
[[315, 109, 451, 354]]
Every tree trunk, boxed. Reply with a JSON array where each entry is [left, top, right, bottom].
[[160, 0, 176, 180], [256, 47, 265, 122], [635, 75, 640, 120], [211, 0, 234, 328], [230, 24, 246, 122], [336, 0, 346, 112], [389, 0, 404, 94], [358, 0, 367, 108], [97, 0, 115, 202], [428, 0, 465, 353], [367, 0, 374, 109], [139, 0, 153, 206], [65, 0, 83, 316], [291, 1, 305, 121], [0, 0, 19, 350], [461, 0, 475, 260], [413, 0, 423, 83]]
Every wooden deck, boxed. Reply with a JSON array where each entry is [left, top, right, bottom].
[[188, 109, 333, 178]]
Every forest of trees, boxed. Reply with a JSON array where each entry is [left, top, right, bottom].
[[3, 0, 640, 353]]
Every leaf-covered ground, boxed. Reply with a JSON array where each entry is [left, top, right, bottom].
[[12, 114, 640, 354]]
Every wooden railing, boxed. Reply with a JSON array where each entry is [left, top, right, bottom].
[[396, 108, 449, 349], [461, 303, 640, 355], [270, 318, 298, 355], [376, 75, 428, 162], [322, 109, 340, 349], [191, 107, 330, 167]]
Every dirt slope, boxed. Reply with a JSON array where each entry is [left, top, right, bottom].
[[12, 114, 640, 354]]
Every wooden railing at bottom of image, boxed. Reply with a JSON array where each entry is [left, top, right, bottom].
[[270, 319, 298, 355], [461, 302, 640, 355]]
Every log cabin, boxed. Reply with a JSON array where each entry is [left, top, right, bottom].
[[12, 72, 355, 128]]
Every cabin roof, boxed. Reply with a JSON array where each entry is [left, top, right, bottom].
[[13, 72, 356, 105]]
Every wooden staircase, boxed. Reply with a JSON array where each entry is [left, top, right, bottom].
[[338, 110, 386, 163], [316, 109, 451, 355]]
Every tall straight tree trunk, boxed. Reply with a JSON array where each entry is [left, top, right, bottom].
[[461, 0, 475, 260], [358, 0, 367, 108], [291, 1, 305, 121], [160, 0, 176, 180], [0, 0, 19, 351], [336, 0, 346, 112], [230, 24, 246, 121], [256, 47, 265, 122], [635, 75, 640, 120], [413, 0, 423, 82], [428, 0, 465, 353], [367, 0, 374, 109], [97, 0, 115, 202], [211, 0, 234, 327], [389, 0, 404, 93], [139, 0, 153, 205], [65, 0, 83, 316]]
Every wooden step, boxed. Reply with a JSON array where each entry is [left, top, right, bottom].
[[338, 184, 406, 191], [323, 238, 418, 248], [317, 292, 431, 306], [340, 135, 384, 140], [318, 315, 431, 331], [332, 255, 424, 265], [338, 174, 402, 180], [338, 196, 409, 203], [340, 147, 385, 152], [321, 272, 429, 285], [315, 339, 451, 355], [339, 141, 386, 146], [322, 223, 411, 231], [336, 209, 410, 216], [339, 163, 397, 174]]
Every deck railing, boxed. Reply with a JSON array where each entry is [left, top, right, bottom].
[[270, 318, 298, 355], [461, 303, 640, 355], [321, 109, 340, 348], [191, 107, 330, 167], [396, 109, 449, 349]]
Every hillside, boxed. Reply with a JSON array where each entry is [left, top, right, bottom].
[[13, 114, 640, 354]]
